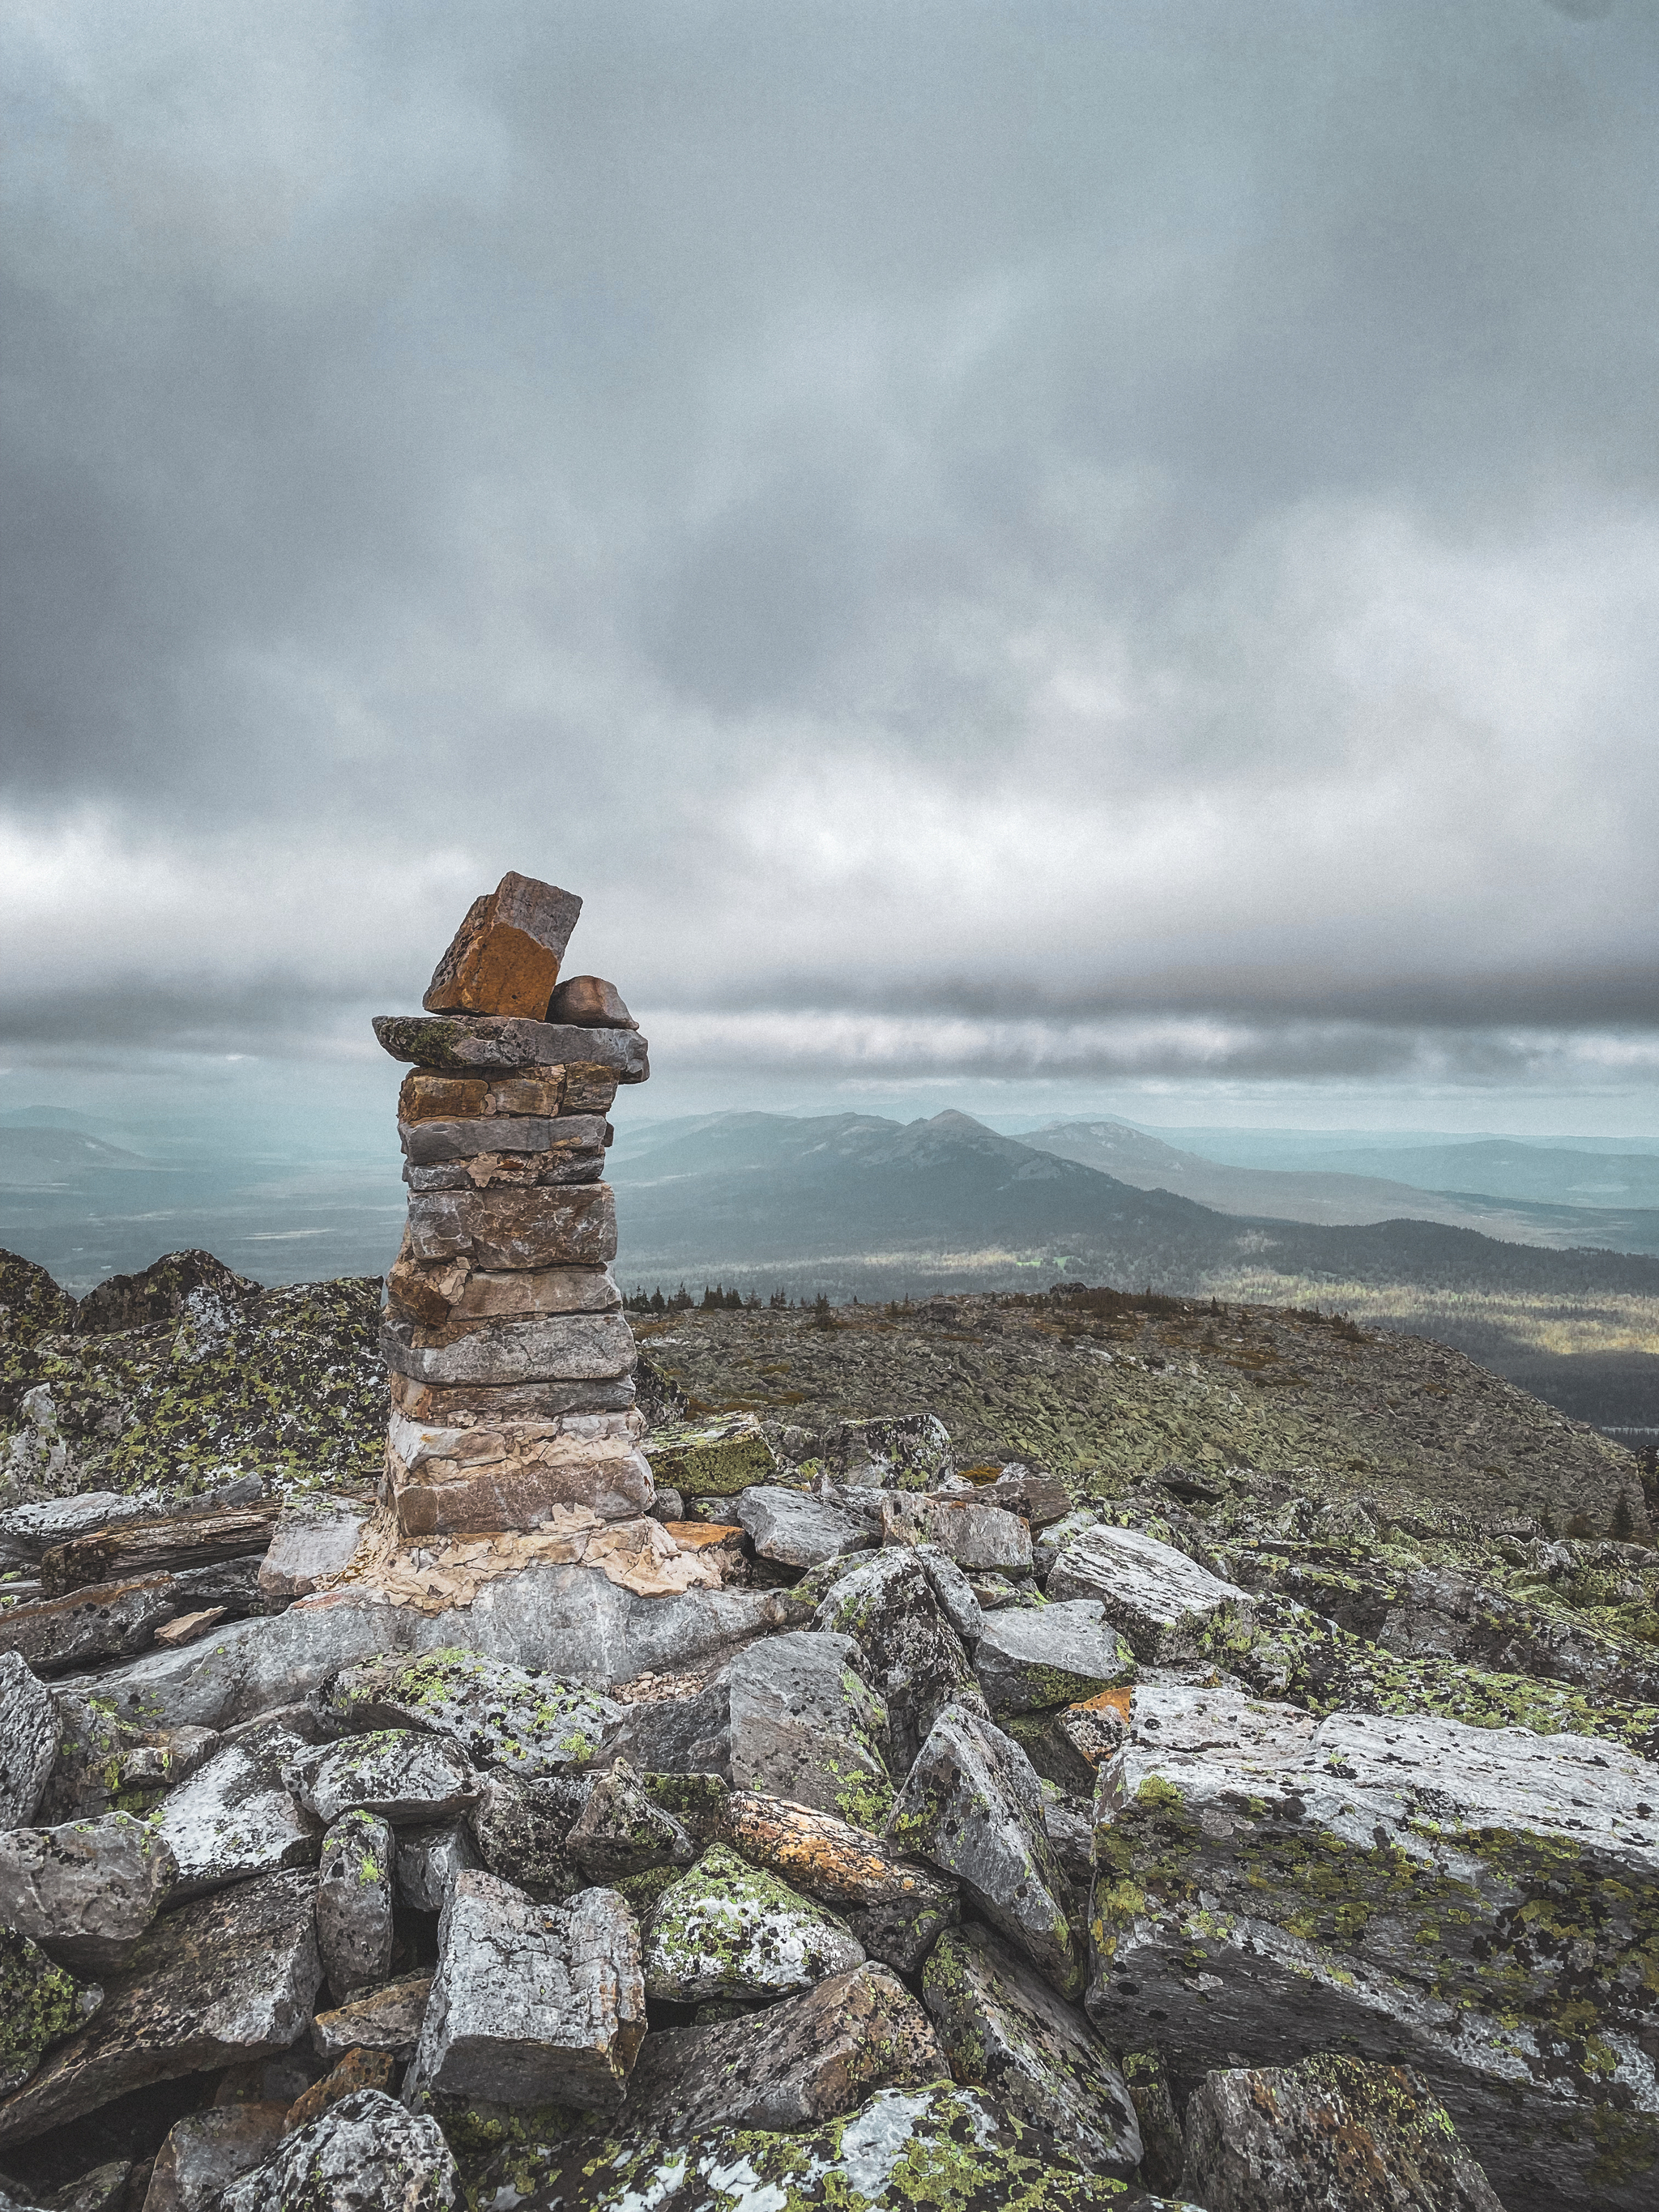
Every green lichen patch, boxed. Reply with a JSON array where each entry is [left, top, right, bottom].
[[644, 1416, 778, 1499], [641, 1843, 864, 2001], [326, 1649, 620, 1779], [0, 1927, 98, 2092]]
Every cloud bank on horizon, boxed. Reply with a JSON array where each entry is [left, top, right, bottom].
[[3, 0, 1657, 1110]]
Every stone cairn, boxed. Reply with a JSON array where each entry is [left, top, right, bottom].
[[371, 871, 653, 1542]]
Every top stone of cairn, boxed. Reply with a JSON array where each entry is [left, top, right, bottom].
[[424, 872, 582, 1020]]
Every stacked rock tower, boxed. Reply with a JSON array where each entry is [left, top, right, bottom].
[[371, 872, 653, 1539]]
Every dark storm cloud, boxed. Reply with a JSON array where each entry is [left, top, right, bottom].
[[2, 0, 1658, 1094]]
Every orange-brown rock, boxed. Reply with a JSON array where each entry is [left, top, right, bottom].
[[720, 1792, 959, 1912], [399, 1068, 604, 1122], [546, 975, 638, 1029], [282, 2047, 397, 2135], [398, 1073, 492, 1124], [386, 1407, 654, 1535], [404, 1183, 616, 1270], [422, 872, 582, 1019]]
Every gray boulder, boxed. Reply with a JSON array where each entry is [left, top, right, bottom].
[[885, 1702, 1081, 1998], [311, 1971, 433, 2065], [812, 1552, 984, 1772], [288, 1729, 477, 1826], [642, 1844, 865, 2001], [608, 1630, 893, 1830], [973, 1600, 1135, 1715], [816, 1414, 954, 1490], [0, 1811, 177, 1974], [220, 2089, 457, 2212], [468, 1770, 581, 1903], [923, 1923, 1141, 2177], [732, 1489, 868, 1571], [87, 1600, 416, 1733], [0, 1868, 322, 2146], [881, 1495, 1033, 1575], [1181, 2055, 1504, 2211], [1087, 1684, 1659, 2211], [1046, 1524, 1251, 1662], [143, 2103, 290, 2212], [0, 1494, 147, 1564], [412, 1871, 644, 2109], [323, 1647, 620, 1779], [256, 1503, 369, 1600], [395, 1821, 480, 1912], [316, 1810, 395, 1999], [567, 1758, 693, 1879], [156, 1719, 321, 1900], [624, 1962, 945, 2134], [0, 1653, 58, 1826], [0, 1575, 186, 1675], [0, 1927, 101, 2096]]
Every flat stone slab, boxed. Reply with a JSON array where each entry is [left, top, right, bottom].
[[400, 1113, 608, 1165], [0, 1810, 177, 1974], [222, 2086, 458, 2212], [0, 1575, 186, 1675], [413, 1871, 645, 2110], [1086, 1684, 1659, 2211], [887, 1702, 1081, 1999], [381, 1309, 636, 1387], [375, 1013, 649, 1082], [625, 1962, 945, 2135], [642, 1843, 865, 2001], [734, 1487, 868, 1570], [923, 1923, 1141, 2178], [609, 1630, 893, 1829], [1183, 2054, 1503, 2211], [0, 1868, 322, 2147], [386, 1409, 653, 1536], [1046, 1524, 1252, 1662], [311, 1971, 433, 2064], [404, 1184, 617, 1271], [155, 1718, 321, 1901], [289, 1729, 478, 1826], [325, 1648, 621, 1779], [973, 1600, 1136, 1715]]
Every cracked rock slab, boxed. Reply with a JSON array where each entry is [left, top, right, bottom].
[[0, 1810, 177, 1975], [732, 1488, 868, 1571], [973, 1600, 1136, 1715], [288, 1728, 477, 1826], [642, 1843, 865, 2001], [156, 1719, 321, 1901], [923, 1922, 1141, 2178], [1181, 2055, 1504, 2212], [886, 1702, 1081, 1999], [1046, 1525, 1252, 1663], [625, 1962, 945, 2135], [1085, 1683, 1659, 2212], [0, 1868, 322, 2147], [412, 1871, 644, 2110]]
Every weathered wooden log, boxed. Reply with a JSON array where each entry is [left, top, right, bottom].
[[41, 1508, 278, 1597]]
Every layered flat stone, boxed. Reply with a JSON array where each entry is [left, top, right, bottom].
[[403, 1154, 604, 1191], [387, 1372, 635, 1423], [386, 1407, 653, 1535], [0, 1869, 322, 2147], [375, 1014, 649, 1083], [422, 872, 582, 1019], [401, 1111, 608, 1163], [412, 1873, 645, 2109], [1047, 1524, 1252, 1662], [385, 1251, 620, 1330], [404, 1184, 617, 1269], [1085, 1684, 1659, 2212], [380, 1309, 636, 1387]]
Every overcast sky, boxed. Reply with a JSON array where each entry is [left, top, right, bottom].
[[4, 0, 1659, 1136]]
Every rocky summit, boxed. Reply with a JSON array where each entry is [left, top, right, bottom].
[[0, 885, 1655, 2211]]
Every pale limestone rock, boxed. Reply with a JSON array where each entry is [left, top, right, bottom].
[[1046, 1523, 1252, 1661]]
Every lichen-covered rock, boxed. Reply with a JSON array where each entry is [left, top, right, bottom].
[[467, 1770, 582, 1904], [608, 1631, 894, 1830], [315, 1809, 394, 2000], [220, 2087, 458, 2212], [566, 1758, 693, 1879], [0, 1572, 191, 1675], [487, 2080, 1188, 2211], [288, 1729, 476, 1826], [0, 1868, 322, 2146], [0, 1810, 177, 1974], [816, 1414, 955, 1490], [395, 1821, 480, 1912], [144, 2103, 290, 2212], [412, 1872, 645, 2111], [31, 1689, 149, 1825], [923, 1924, 1141, 2178], [1046, 1524, 1252, 1662], [813, 1551, 985, 1772], [973, 1601, 1136, 1715], [642, 1843, 865, 2001], [310, 1971, 432, 2064], [625, 1963, 946, 2135], [645, 1416, 777, 1499], [0, 1926, 100, 2096], [733, 1486, 868, 1570], [1181, 2055, 1504, 2211], [886, 1703, 1081, 1999], [1086, 1683, 1659, 2211], [0, 1652, 59, 1826], [718, 1788, 959, 1975], [881, 1495, 1033, 1575], [323, 1648, 621, 1780], [156, 1719, 321, 1900]]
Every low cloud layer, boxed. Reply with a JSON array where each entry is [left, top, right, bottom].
[[4, 1, 1657, 1115]]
